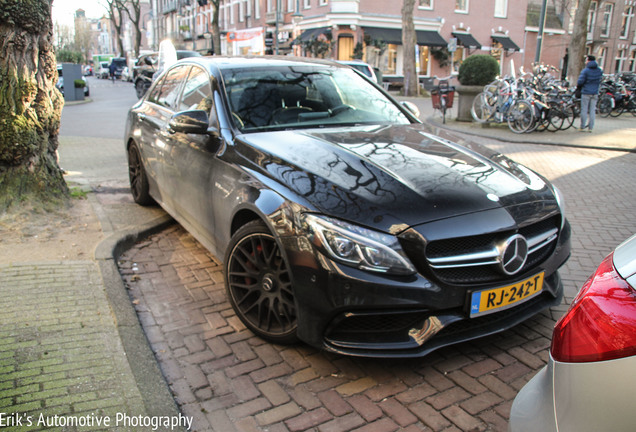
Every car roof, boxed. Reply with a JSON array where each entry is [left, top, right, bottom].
[[172, 56, 346, 74]]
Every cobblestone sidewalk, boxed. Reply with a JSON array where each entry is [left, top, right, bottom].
[[0, 261, 146, 431]]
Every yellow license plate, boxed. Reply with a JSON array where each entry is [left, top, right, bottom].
[[470, 272, 545, 317]]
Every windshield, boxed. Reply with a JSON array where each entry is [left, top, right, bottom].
[[221, 65, 411, 132]]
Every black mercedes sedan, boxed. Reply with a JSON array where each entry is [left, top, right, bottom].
[[125, 56, 570, 358]]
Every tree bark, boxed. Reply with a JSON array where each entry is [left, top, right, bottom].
[[108, 0, 126, 57], [567, 0, 592, 84], [0, 0, 68, 211], [212, 0, 221, 55], [401, 0, 418, 96]]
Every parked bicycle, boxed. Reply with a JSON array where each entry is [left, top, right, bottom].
[[430, 75, 455, 124]]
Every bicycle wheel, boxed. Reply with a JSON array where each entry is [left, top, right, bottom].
[[546, 102, 564, 132], [609, 100, 624, 117], [598, 95, 613, 117], [471, 92, 496, 123], [507, 100, 534, 134], [629, 98, 636, 117], [558, 105, 576, 131]]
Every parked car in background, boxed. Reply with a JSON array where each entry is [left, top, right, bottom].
[[509, 233, 636, 432], [98, 61, 110, 79], [336, 60, 380, 84], [56, 65, 89, 96], [132, 50, 201, 98], [121, 66, 132, 82], [125, 56, 570, 358]]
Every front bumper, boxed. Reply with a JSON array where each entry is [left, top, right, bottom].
[[286, 219, 570, 358]]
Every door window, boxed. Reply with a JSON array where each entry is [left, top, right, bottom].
[[177, 66, 218, 125], [155, 66, 190, 110]]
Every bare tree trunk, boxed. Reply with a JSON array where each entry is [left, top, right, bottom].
[[108, 0, 126, 57], [0, 0, 68, 211], [568, 0, 592, 84], [212, 0, 221, 55], [401, 0, 418, 96], [125, 0, 143, 58]]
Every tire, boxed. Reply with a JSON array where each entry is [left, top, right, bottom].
[[558, 105, 576, 131], [471, 92, 496, 123], [598, 95, 613, 117], [507, 99, 534, 134], [546, 102, 565, 132], [224, 220, 298, 344], [127, 143, 154, 206]]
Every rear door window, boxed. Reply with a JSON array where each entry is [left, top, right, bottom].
[[153, 65, 190, 110]]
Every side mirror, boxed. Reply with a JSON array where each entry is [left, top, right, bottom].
[[402, 101, 420, 118], [169, 110, 210, 134]]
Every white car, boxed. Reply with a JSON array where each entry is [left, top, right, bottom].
[[336, 60, 379, 84], [509, 233, 636, 432], [98, 61, 110, 79]]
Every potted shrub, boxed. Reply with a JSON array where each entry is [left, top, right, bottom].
[[455, 55, 499, 122], [73, 79, 85, 101]]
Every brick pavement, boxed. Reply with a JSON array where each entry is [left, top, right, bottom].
[[118, 142, 636, 432], [0, 261, 146, 431]]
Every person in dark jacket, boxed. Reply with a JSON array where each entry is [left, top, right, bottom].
[[109, 61, 117, 83], [577, 55, 603, 132]]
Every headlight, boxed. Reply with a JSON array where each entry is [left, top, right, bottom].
[[303, 214, 416, 276]]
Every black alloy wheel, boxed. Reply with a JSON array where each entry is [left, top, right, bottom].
[[225, 220, 298, 344], [127, 144, 154, 206]]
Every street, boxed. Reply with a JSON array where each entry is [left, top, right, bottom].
[[59, 76, 636, 431]]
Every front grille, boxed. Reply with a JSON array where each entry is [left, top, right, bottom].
[[423, 216, 560, 285], [329, 311, 428, 334]]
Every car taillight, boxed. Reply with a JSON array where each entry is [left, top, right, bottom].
[[551, 253, 636, 363]]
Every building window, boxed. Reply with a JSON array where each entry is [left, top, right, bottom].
[[597, 47, 607, 69], [601, 3, 613, 37], [267, 0, 273, 13], [230, 1, 235, 24], [615, 49, 627, 72], [255, 0, 260, 19], [451, 48, 463, 73], [494, 0, 507, 18], [621, 6, 633, 39], [418, 0, 433, 10], [587, 1, 597, 37], [304, 0, 310, 9], [239, 0, 245, 22], [319, 0, 327, 5], [419, 46, 430, 76], [630, 50, 636, 71], [385, 44, 398, 75], [455, 0, 468, 13], [287, 0, 293, 12]]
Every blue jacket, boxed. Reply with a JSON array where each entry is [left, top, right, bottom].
[[577, 61, 603, 95]]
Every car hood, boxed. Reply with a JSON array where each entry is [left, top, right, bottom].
[[233, 124, 556, 233]]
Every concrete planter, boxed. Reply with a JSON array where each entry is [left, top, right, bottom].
[[455, 84, 483, 122], [74, 87, 85, 101]]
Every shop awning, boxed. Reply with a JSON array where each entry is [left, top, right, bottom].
[[416, 30, 446, 47], [362, 27, 402, 45], [363, 27, 446, 47], [298, 27, 329, 41], [491, 35, 520, 51], [451, 32, 481, 49]]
